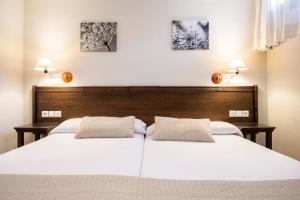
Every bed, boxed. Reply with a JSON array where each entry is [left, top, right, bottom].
[[0, 133, 144, 176], [141, 134, 300, 180], [0, 85, 300, 200], [0, 117, 145, 176]]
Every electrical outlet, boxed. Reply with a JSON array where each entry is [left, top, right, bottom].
[[54, 111, 62, 118], [41, 111, 49, 118], [236, 111, 243, 117], [229, 110, 236, 117], [49, 111, 55, 118], [242, 110, 249, 117]]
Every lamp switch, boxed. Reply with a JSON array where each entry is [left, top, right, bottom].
[[54, 111, 62, 118], [48, 111, 55, 118], [41, 111, 49, 118], [236, 111, 243, 117], [242, 110, 249, 117], [229, 110, 236, 117], [230, 110, 250, 118]]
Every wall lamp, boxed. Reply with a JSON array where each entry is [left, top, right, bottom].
[[227, 59, 248, 75], [34, 58, 73, 83], [211, 59, 248, 84], [34, 58, 56, 73]]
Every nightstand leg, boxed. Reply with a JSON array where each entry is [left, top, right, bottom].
[[250, 133, 256, 143], [34, 131, 41, 141], [266, 131, 272, 149], [35, 134, 40, 141], [17, 131, 24, 147]]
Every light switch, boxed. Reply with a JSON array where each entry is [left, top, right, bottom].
[[229, 110, 236, 117], [242, 110, 249, 117], [49, 111, 55, 118], [42, 111, 49, 118], [236, 111, 243, 117], [54, 111, 62, 118]]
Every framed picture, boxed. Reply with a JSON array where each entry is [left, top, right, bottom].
[[80, 22, 117, 52], [172, 19, 209, 50]]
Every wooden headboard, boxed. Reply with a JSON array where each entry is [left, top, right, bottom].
[[33, 85, 258, 125]]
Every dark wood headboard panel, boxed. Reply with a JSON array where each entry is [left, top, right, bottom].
[[33, 85, 258, 125]]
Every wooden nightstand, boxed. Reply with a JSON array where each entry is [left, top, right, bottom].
[[233, 122, 276, 149], [14, 124, 57, 147]]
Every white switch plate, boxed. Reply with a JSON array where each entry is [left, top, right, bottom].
[[236, 111, 243, 117], [42, 111, 49, 118], [229, 110, 236, 117], [54, 111, 62, 118], [242, 110, 249, 117], [49, 111, 55, 118]]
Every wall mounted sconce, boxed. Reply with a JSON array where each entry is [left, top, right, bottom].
[[211, 59, 248, 84], [227, 59, 248, 75], [34, 58, 56, 73], [34, 58, 73, 83]]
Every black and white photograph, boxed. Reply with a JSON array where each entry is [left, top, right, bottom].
[[172, 19, 209, 50], [81, 22, 117, 52]]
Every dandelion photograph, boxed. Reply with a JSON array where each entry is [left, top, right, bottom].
[[81, 22, 117, 52], [172, 19, 209, 50]]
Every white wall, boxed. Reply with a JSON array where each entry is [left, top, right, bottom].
[[23, 0, 267, 126], [267, 37, 300, 161], [0, 0, 24, 153]]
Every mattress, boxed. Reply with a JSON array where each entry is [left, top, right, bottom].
[[0, 133, 144, 176], [141, 135, 300, 180]]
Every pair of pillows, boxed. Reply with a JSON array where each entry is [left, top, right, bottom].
[[59, 116, 242, 142]]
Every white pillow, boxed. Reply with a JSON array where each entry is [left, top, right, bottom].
[[50, 117, 147, 135], [147, 121, 243, 137], [50, 118, 82, 134], [146, 124, 155, 136], [134, 118, 147, 135], [210, 121, 243, 137]]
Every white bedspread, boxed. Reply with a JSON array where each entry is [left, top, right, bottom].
[[0, 134, 144, 176], [141, 135, 300, 180]]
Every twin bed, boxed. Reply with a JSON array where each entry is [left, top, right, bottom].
[[0, 86, 300, 199], [142, 135, 300, 180]]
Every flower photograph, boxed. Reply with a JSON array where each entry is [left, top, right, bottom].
[[81, 22, 117, 52], [172, 19, 209, 50]]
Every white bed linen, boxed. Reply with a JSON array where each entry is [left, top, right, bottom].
[[141, 135, 300, 180], [0, 134, 144, 176]]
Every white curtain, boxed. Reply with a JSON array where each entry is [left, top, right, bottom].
[[254, 0, 300, 51]]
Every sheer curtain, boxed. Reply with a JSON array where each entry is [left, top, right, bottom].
[[254, 0, 300, 51]]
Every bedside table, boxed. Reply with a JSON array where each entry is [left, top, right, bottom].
[[14, 124, 57, 147], [233, 122, 276, 149]]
